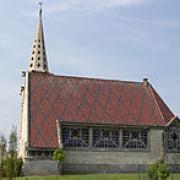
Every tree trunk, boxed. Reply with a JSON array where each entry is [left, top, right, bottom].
[[58, 163, 63, 175]]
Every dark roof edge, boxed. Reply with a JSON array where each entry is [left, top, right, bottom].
[[57, 120, 166, 128], [29, 71, 143, 85]]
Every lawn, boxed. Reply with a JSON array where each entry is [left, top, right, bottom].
[[12, 174, 180, 180]]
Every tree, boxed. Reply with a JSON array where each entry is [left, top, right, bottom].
[[53, 148, 65, 175], [0, 128, 23, 179], [8, 126, 17, 180], [0, 134, 7, 177]]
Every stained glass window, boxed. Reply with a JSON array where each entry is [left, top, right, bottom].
[[93, 128, 119, 148], [122, 129, 148, 149], [62, 127, 89, 148], [167, 126, 180, 151]]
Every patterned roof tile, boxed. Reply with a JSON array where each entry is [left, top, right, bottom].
[[29, 72, 175, 148]]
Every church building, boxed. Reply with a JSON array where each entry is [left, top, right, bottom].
[[19, 6, 180, 175]]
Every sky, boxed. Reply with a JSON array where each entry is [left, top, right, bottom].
[[0, 0, 180, 135]]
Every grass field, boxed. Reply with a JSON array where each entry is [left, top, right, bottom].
[[11, 174, 180, 180]]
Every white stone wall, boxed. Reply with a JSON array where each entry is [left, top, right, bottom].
[[19, 72, 29, 158]]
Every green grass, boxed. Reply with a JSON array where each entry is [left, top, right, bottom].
[[11, 174, 180, 180]]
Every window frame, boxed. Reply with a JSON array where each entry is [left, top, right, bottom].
[[166, 125, 180, 153], [122, 128, 149, 150], [60, 125, 150, 152]]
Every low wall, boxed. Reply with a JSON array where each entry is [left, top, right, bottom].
[[23, 158, 149, 175], [23, 158, 59, 175]]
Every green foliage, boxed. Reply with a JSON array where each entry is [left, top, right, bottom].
[[0, 134, 7, 156], [15, 158, 23, 177], [0, 133, 7, 178], [148, 159, 170, 180], [5, 157, 14, 178], [0, 159, 6, 177], [8, 126, 17, 159], [53, 148, 65, 166], [4, 157, 23, 178], [158, 162, 170, 180], [53, 148, 65, 175], [148, 163, 158, 180], [6, 126, 18, 180], [0, 128, 23, 179]]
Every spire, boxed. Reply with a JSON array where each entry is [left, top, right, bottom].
[[28, 2, 49, 73]]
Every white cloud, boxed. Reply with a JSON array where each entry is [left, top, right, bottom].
[[44, 0, 148, 14]]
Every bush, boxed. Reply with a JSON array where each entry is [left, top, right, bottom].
[[0, 159, 6, 177], [148, 162, 159, 180], [53, 148, 65, 175], [158, 162, 170, 180], [15, 158, 23, 177], [4, 157, 23, 178], [5, 157, 14, 178], [148, 159, 170, 180]]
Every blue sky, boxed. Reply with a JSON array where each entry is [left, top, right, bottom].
[[0, 0, 180, 135]]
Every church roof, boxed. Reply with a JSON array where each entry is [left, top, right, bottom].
[[28, 72, 175, 148]]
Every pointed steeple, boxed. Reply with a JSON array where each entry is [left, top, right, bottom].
[[28, 3, 49, 73]]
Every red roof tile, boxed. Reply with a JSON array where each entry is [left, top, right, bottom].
[[28, 72, 175, 148]]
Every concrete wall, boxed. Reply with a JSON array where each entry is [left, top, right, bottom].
[[23, 129, 167, 175]]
